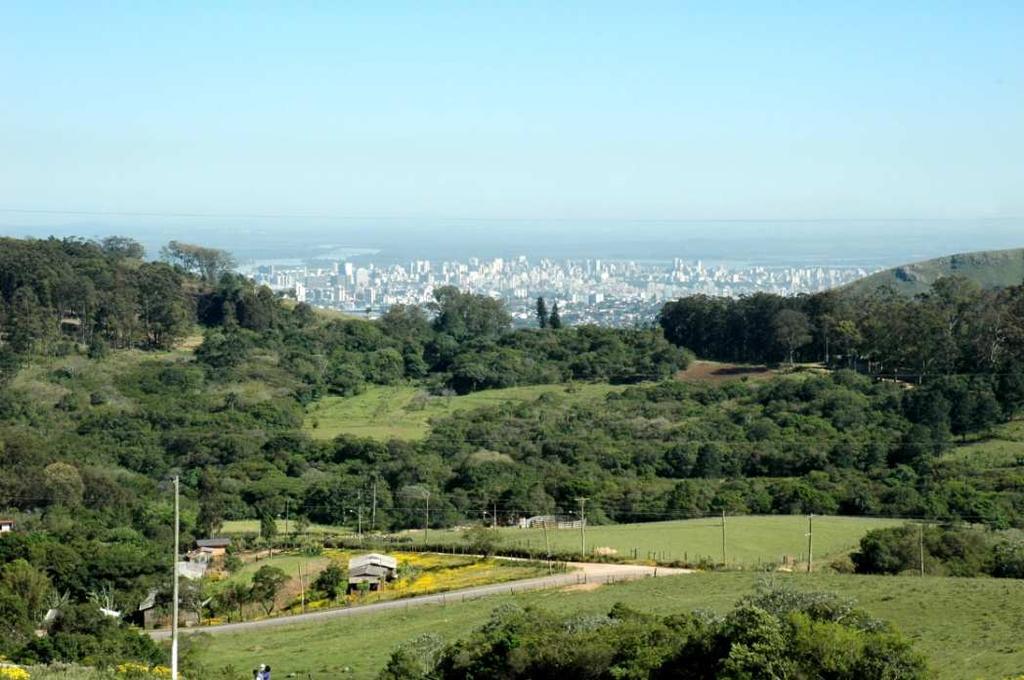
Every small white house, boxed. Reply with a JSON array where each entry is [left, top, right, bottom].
[[0, 518, 14, 533]]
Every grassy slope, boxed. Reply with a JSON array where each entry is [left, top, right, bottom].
[[414, 515, 905, 567], [303, 383, 622, 441], [220, 519, 349, 535], [845, 247, 1024, 297], [192, 571, 1024, 680]]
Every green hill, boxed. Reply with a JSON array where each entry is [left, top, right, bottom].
[[846, 247, 1024, 296]]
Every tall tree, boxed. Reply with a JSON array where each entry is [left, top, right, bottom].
[[773, 309, 811, 365], [535, 297, 548, 328], [548, 301, 562, 329]]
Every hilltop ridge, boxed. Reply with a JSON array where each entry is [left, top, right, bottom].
[[845, 247, 1024, 296]]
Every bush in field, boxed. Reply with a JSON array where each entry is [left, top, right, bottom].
[[991, 537, 1024, 578], [312, 563, 346, 600], [380, 586, 928, 679], [462, 526, 502, 557], [852, 524, 1024, 577]]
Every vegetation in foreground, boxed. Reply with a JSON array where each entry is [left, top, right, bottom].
[[192, 571, 1024, 679], [380, 585, 927, 679]]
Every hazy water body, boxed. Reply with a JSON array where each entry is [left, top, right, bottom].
[[3, 217, 1022, 268]]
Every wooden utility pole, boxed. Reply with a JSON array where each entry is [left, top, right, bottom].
[[299, 563, 306, 613], [492, 500, 497, 529], [581, 501, 587, 556], [371, 478, 377, 531], [171, 476, 180, 680], [357, 490, 363, 538], [424, 490, 431, 544], [806, 514, 814, 573], [543, 519, 551, 556], [284, 498, 290, 536], [720, 511, 727, 566]]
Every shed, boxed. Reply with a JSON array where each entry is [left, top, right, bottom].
[[195, 537, 231, 557], [0, 518, 15, 533], [347, 553, 398, 593]]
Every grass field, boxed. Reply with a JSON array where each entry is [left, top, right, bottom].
[[939, 419, 1024, 470], [220, 519, 349, 535], [303, 383, 622, 441], [191, 571, 1024, 679], [410, 515, 905, 567]]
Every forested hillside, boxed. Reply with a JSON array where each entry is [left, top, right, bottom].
[[2, 236, 1024, 670], [659, 276, 1024, 384]]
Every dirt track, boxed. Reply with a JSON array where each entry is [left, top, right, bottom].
[[149, 560, 689, 639]]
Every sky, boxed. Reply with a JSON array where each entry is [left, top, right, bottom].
[[1, 1, 1022, 228]]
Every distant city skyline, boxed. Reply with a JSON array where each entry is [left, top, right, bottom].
[[247, 254, 875, 327]]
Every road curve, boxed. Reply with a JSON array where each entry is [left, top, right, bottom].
[[149, 561, 689, 639]]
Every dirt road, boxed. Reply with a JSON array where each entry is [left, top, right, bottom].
[[150, 560, 689, 639]]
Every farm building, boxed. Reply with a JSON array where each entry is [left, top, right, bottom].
[[194, 537, 231, 557], [347, 553, 398, 593], [0, 518, 14, 533]]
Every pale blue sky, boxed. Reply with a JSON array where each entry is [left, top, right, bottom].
[[1, 1, 1022, 222]]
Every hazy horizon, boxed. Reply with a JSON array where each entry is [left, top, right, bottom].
[[2, 215, 1022, 268]]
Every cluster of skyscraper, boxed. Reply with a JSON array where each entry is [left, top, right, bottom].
[[246, 257, 873, 327]]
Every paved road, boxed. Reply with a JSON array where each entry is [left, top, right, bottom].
[[150, 561, 689, 639]]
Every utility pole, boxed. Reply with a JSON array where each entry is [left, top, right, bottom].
[[919, 524, 925, 577], [171, 476, 180, 680], [576, 497, 587, 555], [492, 500, 497, 529], [543, 519, 550, 556], [357, 490, 363, 538], [371, 478, 377, 532], [299, 563, 306, 614], [720, 511, 727, 566], [806, 514, 814, 573], [285, 498, 290, 536], [424, 490, 431, 544]]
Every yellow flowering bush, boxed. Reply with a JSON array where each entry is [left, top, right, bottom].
[[0, 667, 31, 680], [115, 662, 171, 678]]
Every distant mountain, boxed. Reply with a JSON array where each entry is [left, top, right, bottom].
[[845, 247, 1024, 296]]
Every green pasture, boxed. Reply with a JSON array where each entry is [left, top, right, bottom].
[[303, 383, 621, 441], [191, 571, 1024, 680], [220, 519, 349, 536], [414, 515, 905, 567]]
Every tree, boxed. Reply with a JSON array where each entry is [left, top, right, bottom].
[[773, 309, 811, 365], [313, 563, 345, 600], [535, 297, 548, 329], [429, 286, 511, 341], [2, 559, 52, 621], [100, 236, 145, 260], [249, 565, 288, 615], [548, 302, 562, 329], [260, 512, 278, 541], [43, 462, 84, 507], [135, 262, 192, 349], [160, 241, 236, 282], [463, 526, 502, 557]]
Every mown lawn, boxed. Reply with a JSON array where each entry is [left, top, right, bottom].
[[303, 383, 622, 441], [191, 571, 1024, 680], [413, 515, 905, 567]]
